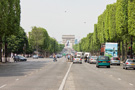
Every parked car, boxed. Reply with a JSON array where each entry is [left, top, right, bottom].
[[57, 54, 62, 58], [14, 55, 27, 61], [96, 56, 110, 68], [38, 55, 44, 58], [123, 59, 135, 70], [89, 56, 97, 64], [110, 57, 120, 65], [33, 55, 38, 59], [73, 55, 82, 64], [49, 55, 53, 58]]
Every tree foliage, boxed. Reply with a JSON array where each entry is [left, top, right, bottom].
[[74, 0, 135, 57]]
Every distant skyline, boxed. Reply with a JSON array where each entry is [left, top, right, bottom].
[[20, 0, 116, 41]]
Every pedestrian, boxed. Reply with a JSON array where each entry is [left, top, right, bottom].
[[53, 54, 57, 62], [13, 54, 17, 62], [84, 55, 87, 63], [68, 54, 70, 61]]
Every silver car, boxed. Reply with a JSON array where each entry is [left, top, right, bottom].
[[33, 55, 38, 59], [123, 59, 135, 70], [73, 56, 82, 64], [110, 57, 120, 65], [89, 56, 97, 64]]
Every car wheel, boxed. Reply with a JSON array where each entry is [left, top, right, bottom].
[[134, 68, 135, 70], [123, 67, 125, 69], [125, 67, 128, 70], [73, 62, 75, 64], [96, 65, 99, 68], [80, 62, 82, 64], [107, 66, 110, 68], [117, 64, 120, 66]]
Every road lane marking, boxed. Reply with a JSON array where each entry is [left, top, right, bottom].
[[0, 84, 7, 89], [129, 83, 133, 86], [110, 75, 113, 77], [118, 78, 121, 80], [59, 63, 72, 90], [16, 79, 19, 81]]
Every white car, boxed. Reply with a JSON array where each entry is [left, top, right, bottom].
[[89, 56, 97, 64], [33, 55, 38, 59], [73, 55, 82, 64]]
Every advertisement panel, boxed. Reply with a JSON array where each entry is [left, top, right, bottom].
[[105, 43, 118, 58]]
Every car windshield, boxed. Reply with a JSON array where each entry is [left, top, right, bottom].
[[128, 60, 135, 62], [18, 56, 24, 58], [77, 56, 81, 58], [113, 57, 119, 60], [91, 56, 97, 59], [99, 56, 109, 60]]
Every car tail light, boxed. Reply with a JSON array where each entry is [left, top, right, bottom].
[[126, 63, 129, 64], [112, 58, 113, 60], [98, 61, 101, 63], [118, 58, 120, 60], [91, 59, 93, 60], [73, 58, 75, 60], [108, 61, 110, 63], [80, 59, 82, 60]]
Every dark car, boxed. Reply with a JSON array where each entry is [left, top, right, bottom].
[[14, 55, 27, 61]]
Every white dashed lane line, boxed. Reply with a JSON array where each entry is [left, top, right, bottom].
[[129, 83, 133, 86], [0, 84, 7, 89], [16, 79, 19, 81], [118, 78, 121, 81]]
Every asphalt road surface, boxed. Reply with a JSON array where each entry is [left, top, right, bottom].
[[0, 57, 135, 90]]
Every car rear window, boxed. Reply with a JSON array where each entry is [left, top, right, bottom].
[[91, 56, 97, 59], [99, 56, 109, 60], [113, 57, 119, 60], [128, 60, 135, 62], [77, 56, 81, 58]]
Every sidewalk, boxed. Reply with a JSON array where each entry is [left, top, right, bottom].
[[1, 57, 14, 63]]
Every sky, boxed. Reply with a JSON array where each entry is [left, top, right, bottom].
[[20, 0, 116, 41]]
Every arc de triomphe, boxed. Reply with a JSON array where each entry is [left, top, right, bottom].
[[62, 35, 75, 48]]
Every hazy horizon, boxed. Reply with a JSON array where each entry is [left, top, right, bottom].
[[20, 0, 116, 41]]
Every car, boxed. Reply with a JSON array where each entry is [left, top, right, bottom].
[[49, 55, 53, 58], [123, 59, 135, 70], [33, 55, 38, 59], [38, 55, 44, 58], [14, 55, 27, 61], [57, 54, 62, 58], [96, 56, 110, 68], [89, 56, 97, 64], [110, 57, 120, 65], [73, 55, 82, 64]]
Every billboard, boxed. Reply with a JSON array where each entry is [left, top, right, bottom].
[[105, 43, 118, 58]]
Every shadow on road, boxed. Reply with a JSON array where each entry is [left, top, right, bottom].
[[0, 61, 50, 77]]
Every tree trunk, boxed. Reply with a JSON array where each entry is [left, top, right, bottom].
[[125, 40, 127, 60], [130, 36, 133, 58], [5, 41, 8, 62], [118, 41, 121, 58], [0, 37, 2, 62], [122, 41, 125, 61]]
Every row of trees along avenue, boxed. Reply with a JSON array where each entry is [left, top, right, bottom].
[[0, 0, 64, 62], [28, 26, 64, 57], [74, 0, 135, 61]]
